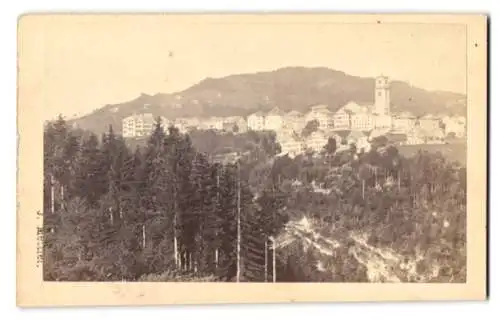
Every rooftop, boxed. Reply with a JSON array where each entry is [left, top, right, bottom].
[[338, 101, 370, 114], [250, 111, 266, 117], [286, 110, 303, 117], [309, 104, 331, 113], [421, 114, 439, 120], [397, 111, 416, 119], [268, 106, 286, 116]]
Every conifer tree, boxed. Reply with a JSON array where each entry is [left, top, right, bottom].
[[164, 126, 184, 269], [73, 133, 102, 207], [189, 152, 214, 273], [244, 186, 288, 281], [44, 115, 76, 213], [101, 125, 128, 225], [216, 164, 238, 280], [206, 162, 224, 274], [141, 118, 174, 272], [176, 135, 196, 270]]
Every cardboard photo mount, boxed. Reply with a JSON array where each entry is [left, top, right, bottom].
[[16, 13, 487, 307]]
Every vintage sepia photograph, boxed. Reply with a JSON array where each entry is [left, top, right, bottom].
[[17, 14, 487, 306]]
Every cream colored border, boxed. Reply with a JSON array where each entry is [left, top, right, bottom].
[[16, 14, 487, 307]]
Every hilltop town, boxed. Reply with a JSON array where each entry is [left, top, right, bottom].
[[121, 75, 467, 158], [37, 17, 472, 288]]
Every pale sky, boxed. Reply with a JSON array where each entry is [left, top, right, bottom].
[[19, 15, 467, 120]]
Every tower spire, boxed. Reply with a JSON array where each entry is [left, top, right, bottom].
[[374, 75, 390, 116]]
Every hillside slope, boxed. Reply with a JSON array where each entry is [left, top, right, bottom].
[[276, 216, 463, 283]]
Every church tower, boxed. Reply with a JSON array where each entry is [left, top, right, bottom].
[[374, 75, 390, 115]]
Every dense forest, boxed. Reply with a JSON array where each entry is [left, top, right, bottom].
[[43, 116, 466, 282]]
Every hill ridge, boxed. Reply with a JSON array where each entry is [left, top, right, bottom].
[[68, 66, 466, 135]]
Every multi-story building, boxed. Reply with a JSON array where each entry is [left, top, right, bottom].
[[283, 110, 305, 132], [122, 113, 169, 138], [373, 114, 393, 129], [280, 138, 304, 158], [172, 117, 200, 133], [305, 105, 334, 131], [418, 114, 441, 131], [265, 107, 285, 131], [334, 76, 393, 130], [276, 130, 304, 157], [234, 117, 248, 133], [350, 106, 374, 130], [222, 116, 248, 133], [335, 101, 375, 130], [406, 126, 444, 145], [203, 117, 224, 131], [247, 111, 266, 131], [122, 115, 139, 137], [305, 130, 329, 153], [392, 112, 416, 132], [406, 127, 425, 145], [374, 75, 391, 115], [385, 133, 408, 146], [372, 75, 393, 129], [177, 117, 200, 127], [426, 128, 445, 143], [275, 125, 296, 138], [442, 115, 466, 138], [333, 105, 351, 129], [222, 122, 237, 132]]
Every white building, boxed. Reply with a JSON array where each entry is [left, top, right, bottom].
[[333, 105, 351, 129], [305, 105, 334, 131], [235, 117, 249, 133], [247, 111, 266, 131], [426, 128, 446, 143], [418, 114, 441, 131], [222, 116, 248, 133], [374, 76, 391, 115], [265, 107, 285, 131], [276, 130, 304, 157], [442, 115, 466, 138], [172, 117, 200, 133], [385, 133, 408, 146], [334, 75, 393, 131], [392, 112, 416, 132], [350, 106, 374, 130], [280, 138, 304, 158], [372, 75, 393, 129], [284, 110, 306, 132], [305, 130, 329, 153], [406, 126, 444, 145], [203, 117, 224, 131], [122, 113, 169, 138], [373, 114, 392, 129]]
